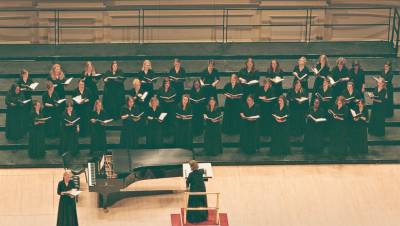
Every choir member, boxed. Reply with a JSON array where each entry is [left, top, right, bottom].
[[48, 64, 67, 99], [257, 78, 276, 136], [129, 78, 148, 107], [89, 100, 110, 157], [5, 84, 25, 141], [73, 80, 92, 137], [186, 160, 208, 223], [146, 96, 164, 148], [342, 81, 362, 110], [368, 78, 387, 137], [57, 171, 79, 226], [349, 100, 369, 154], [266, 59, 284, 96], [328, 96, 349, 157], [138, 59, 157, 96], [158, 78, 177, 136], [169, 58, 186, 99], [331, 57, 350, 98], [312, 55, 330, 92], [28, 101, 47, 158], [120, 96, 144, 149], [315, 78, 334, 115], [238, 57, 260, 97], [381, 61, 394, 117], [175, 95, 193, 150], [271, 95, 290, 155], [292, 56, 310, 92], [288, 80, 308, 137], [60, 101, 80, 156], [203, 97, 223, 155], [103, 61, 125, 119], [239, 95, 260, 154], [303, 98, 327, 154], [200, 60, 220, 101], [81, 61, 99, 106], [42, 81, 61, 138], [222, 74, 243, 134], [189, 80, 206, 136], [16, 69, 34, 134], [349, 60, 365, 95]]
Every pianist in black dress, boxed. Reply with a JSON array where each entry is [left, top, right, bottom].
[[368, 78, 387, 137], [103, 61, 125, 119], [28, 101, 47, 158], [342, 81, 362, 111], [5, 84, 25, 141], [120, 96, 144, 149], [189, 80, 206, 136], [186, 160, 208, 223], [266, 59, 284, 96], [257, 78, 276, 136], [138, 59, 157, 96], [60, 101, 80, 156], [349, 100, 369, 154], [331, 57, 350, 98], [271, 95, 290, 155], [382, 61, 394, 117], [146, 96, 164, 148], [349, 60, 365, 96], [203, 98, 223, 156], [240, 95, 260, 154], [200, 60, 220, 101], [57, 171, 79, 226], [312, 55, 330, 92], [89, 100, 109, 157], [328, 96, 349, 157], [48, 64, 67, 99], [158, 78, 177, 137], [169, 58, 186, 99], [129, 78, 148, 108], [222, 74, 243, 135], [238, 57, 260, 97], [42, 82, 61, 138], [303, 98, 326, 154], [292, 56, 310, 92], [73, 80, 92, 137], [175, 95, 193, 150], [81, 61, 99, 107], [288, 80, 308, 137]]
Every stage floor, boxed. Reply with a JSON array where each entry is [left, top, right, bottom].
[[0, 165, 399, 226]]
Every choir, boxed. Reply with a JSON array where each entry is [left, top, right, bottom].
[[5, 56, 393, 158]]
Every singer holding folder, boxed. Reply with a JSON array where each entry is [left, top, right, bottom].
[[146, 96, 164, 148], [57, 171, 79, 226], [175, 95, 193, 150], [102, 61, 125, 119], [271, 95, 290, 155], [120, 96, 144, 149], [90, 100, 109, 156], [42, 82, 61, 138], [292, 56, 310, 92], [60, 101, 80, 156], [203, 97, 223, 156], [257, 78, 276, 136], [222, 74, 243, 134], [28, 101, 47, 158], [240, 95, 260, 154], [5, 84, 25, 141], [303, 98, 326, 154], [189, 80, 206, 136], [200, 60, 220, 101]]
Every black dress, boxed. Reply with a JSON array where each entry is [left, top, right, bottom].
[[369, 88, 387, 136], [303, 106, 326, 154], [288, 89, 308, 136], [128, 87, 149, 108], [89, 110, 108, 156], [103, 69, 125, 119], [238, 68, 260, 97], [315, 86, 333, 116], [257, 85, 276, 136], [328, 105, 349, 156], [28, 111, 47, 158], [222, 83, 243, 134], [48, 76, 66, 99], [331, 66, 349, 98], [382, 70, 394, 117], [158, 87, 177, 136], [146, 106, 164, 148], [271, 105, 290, 155], [312, 64, 330, 92], [5, 91, 25, 140], [341, 89, 362, 111], [60, 112, 80, 156], [57, 180, 79, 226], [73, 88, 92, 137], [186, 169, 208, 223], [204, 107, 223, 155], [349, 107, 369, 154], [189, 88, 206, 136], [16, 78, 34, 133], [201, 68, 220, 101], [138, 69, 157, 96], [266, 68, 284, 96], [240, 103, 260, 154], [169, 67, 186, 99], [175, 104, 193, 150], [349, 68, 365, 95], [42, 91, 61, 138], [81, 72, 99, 106], [120, 105, 144, 149], [293, 65, 310, 92]]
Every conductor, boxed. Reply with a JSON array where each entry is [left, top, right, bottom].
[[57, 171, 79, 226], [186, 160, 208, 223]]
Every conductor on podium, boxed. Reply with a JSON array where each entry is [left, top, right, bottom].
[[186, 160, 208, 223]]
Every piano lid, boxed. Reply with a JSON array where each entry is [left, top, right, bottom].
[[113, 149, 194, 174]]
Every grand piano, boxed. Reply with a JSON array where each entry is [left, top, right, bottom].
[[86, 148, 194, 209]]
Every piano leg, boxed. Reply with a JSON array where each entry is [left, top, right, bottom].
[[99, 192, 110, 209]]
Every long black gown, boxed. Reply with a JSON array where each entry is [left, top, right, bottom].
[[204, 107, 223, 155], [81, 72, 99, 106], [382, 69, 394, 117], [138, 69, 157, 97], [189, 88, 206, 136], [315, 86, 333, 115], [349, 68, 365, 96], [120, 105, 144, 149], [158, 87, 177, 136], [60, 112, 80, 156], [369, 88, 387, 136], [175, 104, 193, 150], [293, 65, 310, 92], [303, 106, 326, 154], [89, 110, 108, 156], [186, 169, 208, 223], [312, 64, 330, 92], [16, 77, 34, 133], [48, 76, 66, 99], [331, 66, 349, 98], [288, 89, 308, 136], [271, 105, 290, 155], [201, 68, 220, 101], [28, 110, 46, 158], [169, 67, 186, 99], [42, 91, 61, 138], [238, 67, 260, 97], [146, 106, 164, 148], [349, 107, 369, 154], [240, 103, 260, 154], [103, 69, 125, 119], [257, 86, 276, 136], [222, 83, 243, 134], [73, 88, 92, 137], [328, 105, 349, 157], [57, 180, 79, 226], [266, 68, 284, 96], [341, 89, 362, 111], [5, 90, 25, 140]]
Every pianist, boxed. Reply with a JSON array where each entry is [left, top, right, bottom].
[[57, 171, 79, 226], [186, 160, 208, 223]]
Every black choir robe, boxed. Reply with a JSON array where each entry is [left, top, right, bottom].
[[120, 105, 144, 149], [204, 107, 223, 155], [240, 103, 260, 154], [89, 110, 108, 156], [189, 88, 206, 136], [271, 105, 290, 155], [349, 68, 365, 95], [16, 78, 33, 134], [201, 68, 220, 101], [382, 70, 394, 117], [303, 106, 326, 154], [312, 64, 330, 92], [57, 180, 79, 226], [42, 91, 61, 138], [341, 89, 362, 111], [349, 107, 369, 154], [169, 67, 186, 99], [266, 68, 284, 96], [293, 65, 310, 91], [257, 85, 276, 136], [331, 66, 349, 98], [158, 87, 177, 136], [222, 83, 243, 134], [186, 169, 208, 223], [369, 88, 387, 136], [288, 89, 308, 136], [28, 110, 46, 158], [238, 67, 260, 97], [138, 69, 157, 96], [5, 91, 25, 140], [73, 88, 92, 137], [128, 87, 148, 108], [328, 105, 349, 156], [146, 106, 164, 148], [48, 76, 66, 99], [103, 69, 125, 119], [175, 104, 193, 150], [315, 86, 333, 116], [60, 111, 80, 156], [81, 72, 99, 106]]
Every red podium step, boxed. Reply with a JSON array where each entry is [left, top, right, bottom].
[[170, 208, 229, 226]]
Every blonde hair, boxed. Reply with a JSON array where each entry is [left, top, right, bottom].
[[149, 96, 160, 107], [84, 61, 96, 75], [132, 78, 141, 89], [319, 55, 328, 65], [142, 60, 152, 71], [189, 160, 199, 170], [336, 57, 346, 66], [50, 64, 65, 80], [298, 56, 307, 64]]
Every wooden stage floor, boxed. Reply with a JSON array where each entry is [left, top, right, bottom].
[[0, 165, 399, 226]]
